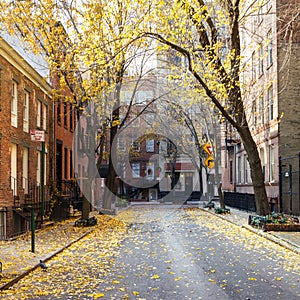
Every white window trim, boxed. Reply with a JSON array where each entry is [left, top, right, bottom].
[[22, 147, 29, 194], [11, 143, 17, 196], [11, 81, 18, 127], [42, 103, 47, 130], [132, 162, 140, 178], [269, 145, 275, 182], [23, 91, 29, 133], [37, 100, 41, 128]]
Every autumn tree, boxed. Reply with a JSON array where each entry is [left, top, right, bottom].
[[131, 0, 272, 215], [0, 0, 155, 215]]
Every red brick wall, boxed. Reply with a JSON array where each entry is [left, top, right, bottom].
[[0, 48, 53, 238]]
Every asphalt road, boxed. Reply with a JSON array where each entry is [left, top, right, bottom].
[[1, 206, 300, 300], [102, 206, 300, 300]]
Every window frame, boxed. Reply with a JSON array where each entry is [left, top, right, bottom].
[[23, 90, 30, 132], [11, 81, 18, 127], [131, 162, 140, 178]]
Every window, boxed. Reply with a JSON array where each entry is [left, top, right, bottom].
[[23, 91, 29, 132], [57, 99, 61, 124], [11, 143, 17, 195], [267, 30, 273, 67], [267, 84, 274, 121], [64, 102, 67, 127], [69, 104, 73, 131], [251, 52, 256, 81], [42, 103, 47, 130], [131, 138, 140, 152], [258, 44, 264, 75], [70, 150, 73, 179], [145, 113, 154, 128], [229, 160, 233, 184], [146, 139, 154, 152], [260, 148, 266, 181], [11, 81, 18, 127], [22, 147, 29, 194], [146, 163, 154, 180], [252, 99, 257, 127], [64, 148, 68, 179], [243, 155, 248, 183], [37, 100, 41, 128], [131, 162, 140, 178], [269, 145, 275, 182], [118, 137, 125, 151], [237, 156, 242, 184], [259, 94, 264, 125]]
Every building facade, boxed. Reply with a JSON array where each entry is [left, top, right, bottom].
[[0, 37, 53, 239], [221, 0, 300, 214]]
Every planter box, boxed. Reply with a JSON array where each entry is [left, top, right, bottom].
[[248, 215, 300, 232], [262, 223, 300, 232]]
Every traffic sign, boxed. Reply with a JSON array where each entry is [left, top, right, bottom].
[[30, 130, 45, 142], [205, 155, 214, 169], [203, 143, 213, 155]]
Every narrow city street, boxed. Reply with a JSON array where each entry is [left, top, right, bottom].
[[1, 206, 300, 300]]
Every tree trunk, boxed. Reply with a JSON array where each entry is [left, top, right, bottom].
[[198, 165, 203, 201], [103, 110, 119, 210], [239, 127, 270, 215], [82, 179, 91, 220], [218, 183, 225, 209], [102, 141, 117, 209]]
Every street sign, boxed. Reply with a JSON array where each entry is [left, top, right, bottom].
[[205, 155, 214, 169], [203, 143, 213, 155], [30, 130, 45, 142]]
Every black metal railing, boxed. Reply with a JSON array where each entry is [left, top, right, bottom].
[[224, 191, 256, 212]]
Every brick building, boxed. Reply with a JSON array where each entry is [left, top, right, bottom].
[[0, 36, 53, 239]]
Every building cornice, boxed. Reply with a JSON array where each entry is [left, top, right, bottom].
[[0, 37, 52, 97]]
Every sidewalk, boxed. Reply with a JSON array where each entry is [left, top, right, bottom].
[[0, 218, 94, 290], [201, 205, 300, 254]]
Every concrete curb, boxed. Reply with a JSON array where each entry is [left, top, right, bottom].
[[0, 227, 95, 291], [199, 207, 300, 255]]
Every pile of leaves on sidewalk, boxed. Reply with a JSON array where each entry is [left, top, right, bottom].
[[0, 214, 128, 287]]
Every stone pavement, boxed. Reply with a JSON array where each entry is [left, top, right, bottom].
[[0, 204, 300, 291]]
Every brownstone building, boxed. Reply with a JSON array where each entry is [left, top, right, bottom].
[[0, 36, 53, 239]]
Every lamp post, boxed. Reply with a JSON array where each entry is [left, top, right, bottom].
[[41, 140, 45, 223], [24, 205, 35, 253]]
